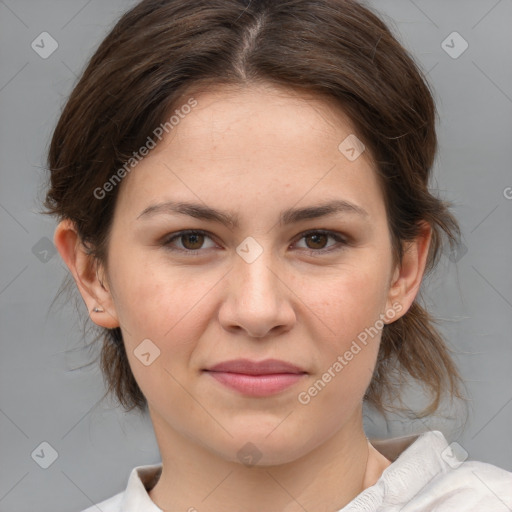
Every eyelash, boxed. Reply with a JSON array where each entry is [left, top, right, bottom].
[[161, 229, 348, 257]]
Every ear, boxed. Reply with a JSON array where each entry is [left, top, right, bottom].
[[53, 219, 119, 329], [385, 221, 432, 321]]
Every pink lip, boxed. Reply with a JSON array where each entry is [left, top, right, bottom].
[[203, 358, 307, 397]]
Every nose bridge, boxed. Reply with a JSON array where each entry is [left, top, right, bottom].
[[218, 236, 295, 337], [234, 237, 281, 306]]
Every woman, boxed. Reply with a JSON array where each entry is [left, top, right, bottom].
[[44, 0, 512, 510]]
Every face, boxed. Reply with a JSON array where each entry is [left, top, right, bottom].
[[80, 84, 410, 465]]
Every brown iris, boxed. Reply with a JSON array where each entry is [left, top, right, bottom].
[[181, 233, 205, 250], [304, 232, 329, 250]]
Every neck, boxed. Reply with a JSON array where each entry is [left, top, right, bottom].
[[148, 407, 391, 512]]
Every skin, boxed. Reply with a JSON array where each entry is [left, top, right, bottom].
[[55, 83, 431, 512]]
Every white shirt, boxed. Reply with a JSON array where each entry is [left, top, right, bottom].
[[81, 430, 512, 511]]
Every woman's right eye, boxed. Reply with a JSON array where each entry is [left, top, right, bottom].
[[162, 230, 217, 254]]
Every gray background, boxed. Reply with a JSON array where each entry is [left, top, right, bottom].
[[0, 1, 511, 511]]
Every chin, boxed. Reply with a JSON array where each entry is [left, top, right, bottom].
[[208, 429, 315, 468]]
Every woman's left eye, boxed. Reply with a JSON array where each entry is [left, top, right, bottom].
[[161, 229, 347, 255]]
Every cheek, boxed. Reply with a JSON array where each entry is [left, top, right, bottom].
[[108, 258, 212, 405], [293, 263, 389, 398], [304, 263, 390, 339], [295, 273, 385, 421], [108, 247, 211, 338]]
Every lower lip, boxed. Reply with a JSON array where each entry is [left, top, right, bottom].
[[204, 371, 306, 396]]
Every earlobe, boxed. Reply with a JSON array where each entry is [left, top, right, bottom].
[[53, 219, 120, 329], [385, 222, 432, 321]]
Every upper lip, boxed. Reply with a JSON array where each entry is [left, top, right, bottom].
[[205, 358, 307, 375]]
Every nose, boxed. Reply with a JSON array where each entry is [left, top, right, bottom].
[[218, 247, 296, 339]]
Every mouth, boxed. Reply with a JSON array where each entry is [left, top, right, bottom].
[[202, 358, 308, 397]]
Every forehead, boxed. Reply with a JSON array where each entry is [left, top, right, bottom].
[[115, 84, 384, 221], [159, 83, 363, 157]]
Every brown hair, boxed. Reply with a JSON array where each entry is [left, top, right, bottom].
[[43, 0, 465, 417]]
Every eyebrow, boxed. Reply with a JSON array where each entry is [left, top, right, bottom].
[[136, 199, 369, 228]]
